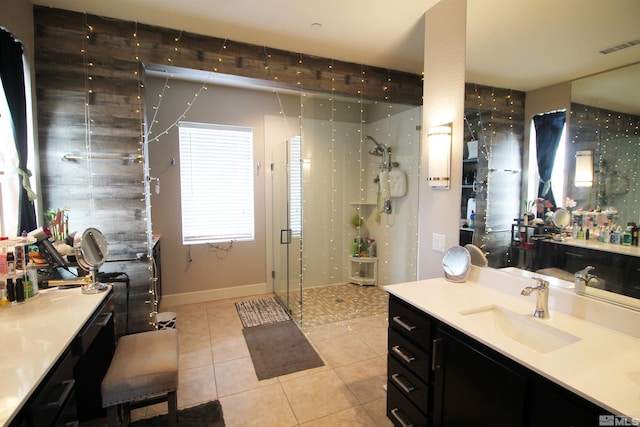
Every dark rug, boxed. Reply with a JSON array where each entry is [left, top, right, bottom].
[[235, 297, 291, 328], [243, 320, 324, 380], [131, 401, 224, 426]]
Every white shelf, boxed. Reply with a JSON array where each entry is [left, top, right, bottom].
[[348, 256, 378, 286]]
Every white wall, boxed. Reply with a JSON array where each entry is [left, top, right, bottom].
[[418, 0, 467, 279]]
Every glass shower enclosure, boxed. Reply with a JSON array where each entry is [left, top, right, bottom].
[[272, 138, 303, 323]]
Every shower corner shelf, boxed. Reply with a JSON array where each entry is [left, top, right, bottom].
[[348, 256, 377, 286]]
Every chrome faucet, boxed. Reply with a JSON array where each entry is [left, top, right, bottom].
[[521, 278, 550, 318]]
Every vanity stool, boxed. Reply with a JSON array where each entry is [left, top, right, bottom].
[[101, 329, 179, 426]]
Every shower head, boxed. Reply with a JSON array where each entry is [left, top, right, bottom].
[[364, 135, 389, 153]]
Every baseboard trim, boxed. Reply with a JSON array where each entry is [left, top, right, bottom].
[[160, 282, 269, 308]]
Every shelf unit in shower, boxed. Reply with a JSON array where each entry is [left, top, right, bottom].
[[348, 256, 378, 286]]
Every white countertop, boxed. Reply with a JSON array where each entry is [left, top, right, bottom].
[[385, 268, 640, 419], [0, 286, 111, 426]]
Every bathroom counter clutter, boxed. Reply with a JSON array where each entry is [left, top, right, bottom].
[[384, 269, 640, 420], [0, 285, 112, 426]]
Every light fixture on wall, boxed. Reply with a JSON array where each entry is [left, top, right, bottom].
[[428, 124, 452, 190], [575, 149, 594, 187]]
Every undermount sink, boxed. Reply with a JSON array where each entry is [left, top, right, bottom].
[[459, 305, 581, 353]]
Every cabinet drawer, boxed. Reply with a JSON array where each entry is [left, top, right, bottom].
[[387, 381, 429, 427], [389, 328, 431, 381], [72, 293, 113, 356], [29, 350, 77, 427], [389, 296, 432, 347], [388, 355, 429, 411]]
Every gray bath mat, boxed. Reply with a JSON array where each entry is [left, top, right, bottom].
[[235, 297, 291, 328], [243, 320, 324, 380]]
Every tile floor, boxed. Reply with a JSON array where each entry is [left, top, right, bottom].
[[103, 284, 394, 426]]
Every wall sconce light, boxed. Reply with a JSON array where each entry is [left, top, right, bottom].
[[575, 149, 593, 187], [428, 124, 452, 190]]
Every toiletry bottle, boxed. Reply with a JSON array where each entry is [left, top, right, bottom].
[[469, 210, 475, 229], [6, 251, 15, 274], [577, 225, 584, 240], [15, 278, 24, 302], [0, 281, 7, 306], [7, 278, 16, 303], [351, 239, 358, 256], [633, 225, 639, 246], [614, 227, 621, 245], [623, 226, 632, 246]]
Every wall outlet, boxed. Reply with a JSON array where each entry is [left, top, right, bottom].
[[432, 233, 446, 252]]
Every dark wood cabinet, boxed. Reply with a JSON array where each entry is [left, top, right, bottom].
[[538, 240, 640, 298], [432, 327, 527, 427], [386, 295, 610, 427], [9, 291, 115, 427]]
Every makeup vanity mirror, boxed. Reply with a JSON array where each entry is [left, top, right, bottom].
[[74, 227, 109, 294]]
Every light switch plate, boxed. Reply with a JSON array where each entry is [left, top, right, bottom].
[[432, 233, 445, 252]]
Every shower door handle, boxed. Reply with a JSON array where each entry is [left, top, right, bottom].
[[280, 229, 292, 244]]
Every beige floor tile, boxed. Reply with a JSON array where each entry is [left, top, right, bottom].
[[219, 383, 298, 427], [178, 334, 213, 370], [215, 356, 278, 397], [335, 356, 388, 404], [207, 310, 244, 339], [357, 327, 389, 357], [178, 364, 218, 408], [362, 397, 394, 427], [312, 334, 379, 368], [280, 369, 360, 424], [211, 333, 250, 363], [299, 405, 378, 427]]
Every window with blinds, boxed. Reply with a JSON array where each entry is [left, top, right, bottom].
[[289, 136, 302, 237], [178, 122, 255, 245]]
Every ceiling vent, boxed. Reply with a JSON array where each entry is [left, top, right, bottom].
[[598, 38, 640, 54]]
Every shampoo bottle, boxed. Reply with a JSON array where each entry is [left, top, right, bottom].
[[351, 239, 358, 256]]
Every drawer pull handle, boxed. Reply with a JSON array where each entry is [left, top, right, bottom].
[[392, 316, 416, 332], [566, 251, 584, 258], [94, 312, 112, 328], [41, 379, 75, 409], [391, 373, 415, 394], [390, 408, 414, 427], [392, 345, 415, 364]]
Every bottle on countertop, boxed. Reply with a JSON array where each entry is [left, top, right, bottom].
[[613, 227, 622, 245], [469, 210, 476, 229], [0, 281, 8, 306], [633, 225, 639, 246], [15, 278, 25, 302], [7, 278, 16, 303], [6, 251, 15, 274], [623, 226, 632, 246]]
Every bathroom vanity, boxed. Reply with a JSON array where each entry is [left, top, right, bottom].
[[0, 286, 115, 426], [384, 268, 640, 427]]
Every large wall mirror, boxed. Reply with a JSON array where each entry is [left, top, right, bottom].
[[568, 62, 640, 227]]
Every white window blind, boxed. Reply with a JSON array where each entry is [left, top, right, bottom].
[[289, 136, 302, 237], [179, 122, 255, 244]]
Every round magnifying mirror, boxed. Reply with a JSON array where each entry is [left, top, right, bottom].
[[552, 209, 571, 229], [442, 246, 471, 282], [74, 227, 109, 294]]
